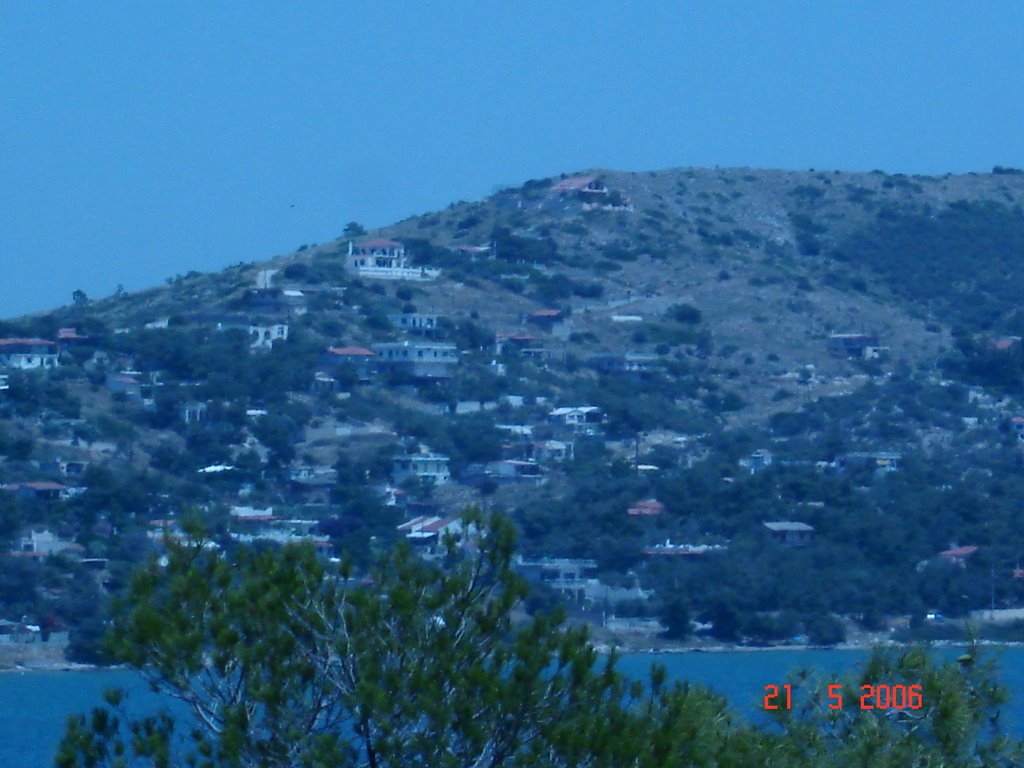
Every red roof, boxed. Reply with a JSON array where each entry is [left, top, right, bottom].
[[355, 239, 402, 250], [496, 332, 538, 342], [628, 500, 665, 516], [23, 482, 66, 491], [58, 328, 87, 340], [420, 516, 458, 533], [2, 482, 65, 493], [327, 346, 375, 357], [0, 338, 54, 347], [939, 545, 979, 560], [530, 309, 562, 318], [396, 515, 459, 535], [553, 176, 596, 192]]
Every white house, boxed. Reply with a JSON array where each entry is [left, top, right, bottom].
[[548, 406, 605, 431], [347, 239, 440, 281], [393, 452, 451, 486], [0, 338, 59, 369]]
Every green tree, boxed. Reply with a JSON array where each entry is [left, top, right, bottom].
[[344, 221, 367, 238], [57, 514, 1024, 768]]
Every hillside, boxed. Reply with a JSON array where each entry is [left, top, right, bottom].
[[4, 164, 1024, 661]]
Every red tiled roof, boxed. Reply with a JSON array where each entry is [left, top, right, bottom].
[[355, 239, 402, 249], [58, 328, 87, 339], [0, 338, 54, 347], [23, 482, 66, 491], [420, 516, 458, 533], [553, 176, 596, 192], [530, 309, 562, 318], [327, 346, 375, 357], [497, 332, 538, 342], [396, 515, 459, 534], [628, 500, 665, 516], [939, 545, 979, 559]]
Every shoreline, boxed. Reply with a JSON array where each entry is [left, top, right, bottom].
[[5, 640, 1022, 673], [593, 638, 1024, 655], [0, 660, 105, 674]]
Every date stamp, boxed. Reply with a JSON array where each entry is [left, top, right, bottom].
[[763, 683, 923, 711]]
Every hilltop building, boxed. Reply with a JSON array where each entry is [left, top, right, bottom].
[[346, 239, 440, 281]]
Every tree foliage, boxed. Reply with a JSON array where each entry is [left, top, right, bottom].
[[57, 514, 1023, 767]]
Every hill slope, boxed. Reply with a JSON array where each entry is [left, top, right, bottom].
[[3, 164, 1024, 659]]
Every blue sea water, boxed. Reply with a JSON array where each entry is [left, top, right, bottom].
[[3, 648, 1022, 767]]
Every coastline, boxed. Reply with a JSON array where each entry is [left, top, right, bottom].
[[591, 638, 1024, 655], [0, 659, 102, 674], [5, 639, 1023, 673]]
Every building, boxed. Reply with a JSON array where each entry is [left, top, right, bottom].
[[739, 449, 773, 474], [764, 521, 815, 547], [515, 557, 598, 605], [12, 529, 79, 557], [531, 439, 573, 462], [828, 333, 885, 359], [587, 351, 661, 375], [230, 506, 276, 523], [389, 313, 441, 335], [552, 176, 608, 196], [548, 406, 605, 432], [392, 452, 451, 486], [346, 239, 440, 281], [41, 458, 89, 478], [938, 545, 978, 567], [495, 332, 539, 356], [57, 327, 88, 344], [840, 451, 901, 474], [526, 308, 563, 329], [249, 323, 289, 349], [643, 541, 725, 556], [483, 460, 544, 485], [181, 402, 208, 424], [372, 341, 458, 379], [628, 499, 665, 516], [0, 338, 58, 369], [105, 370, 161, 407], [321, 346, 376, 381], [2, 482, 68, 501], [396, 515, 462, 543]]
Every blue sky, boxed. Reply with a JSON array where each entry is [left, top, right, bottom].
[[2, 2, 1023, 318]]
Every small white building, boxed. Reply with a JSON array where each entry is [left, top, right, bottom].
[[249, 323, 289, 349], [15, 529, 77, 557]]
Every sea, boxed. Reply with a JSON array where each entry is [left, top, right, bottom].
[[4, 647, 1023, 767]]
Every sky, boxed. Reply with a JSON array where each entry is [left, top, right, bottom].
[[2, 2, 1023, 319]]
